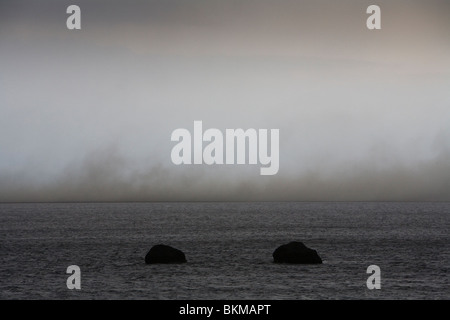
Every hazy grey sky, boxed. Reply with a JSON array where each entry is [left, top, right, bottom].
[[1, 0, 449, 201]]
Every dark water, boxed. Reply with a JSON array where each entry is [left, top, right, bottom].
[[0, 202, 448, 300]]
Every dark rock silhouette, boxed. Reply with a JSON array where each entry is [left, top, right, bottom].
[[273, 241, 322, 264], [145, 244, 187, 264]]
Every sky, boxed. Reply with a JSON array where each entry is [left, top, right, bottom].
[[0, 0, 449, 201]]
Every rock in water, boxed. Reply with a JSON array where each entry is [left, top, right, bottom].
[[145, 244, 187, 264], [273, 241, 322, 264]]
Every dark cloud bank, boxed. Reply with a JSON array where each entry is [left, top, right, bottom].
[[1, 147, 449, 202]]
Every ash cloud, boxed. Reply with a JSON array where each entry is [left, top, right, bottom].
[[1, 0, 449, 202], [1, 145, 449, 202]]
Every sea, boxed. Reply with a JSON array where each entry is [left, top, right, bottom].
[[0, 202, 448, 300]]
